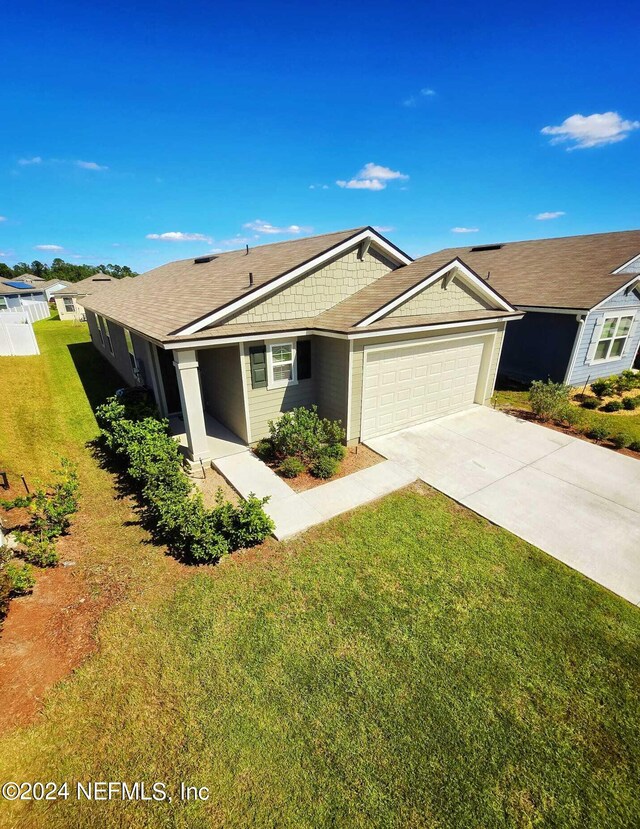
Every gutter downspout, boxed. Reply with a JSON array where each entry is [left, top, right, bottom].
[[563, 313, 587, 385]]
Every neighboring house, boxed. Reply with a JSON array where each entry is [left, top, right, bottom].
[[414, 230, 640, 385], [39, 278, 72, 300], [54, 273, 117, 320], [82, 227, 521, 463], [0, 278, 48, 310]]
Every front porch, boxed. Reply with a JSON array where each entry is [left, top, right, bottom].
[[169, 412, 248, 463]]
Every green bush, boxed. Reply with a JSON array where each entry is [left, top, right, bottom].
[[615, 369, 640, 394], [556, 405, 583, 429], [601, 400, 623, 412], [622, 396, 639, 410], [591, 377, 616, 398], [320, 443, 347, 462], [610, 433, 631, 449], [17, 534, 59, 567], [268, 406, 345, 463], [254, 439, 274, 462], [0, 570, 10, 622], [528, 380, 571, 421], [629, 440, 640, 453], [4, 560, 35, 595], [95, 395, 274, 563], [279, 457, 305, 478], [310, 453, 339, 480], [581, 396, 600, 409], [587, 425, 609, 443]]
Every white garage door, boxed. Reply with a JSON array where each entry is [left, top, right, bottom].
[[361, 338, 485, 439]]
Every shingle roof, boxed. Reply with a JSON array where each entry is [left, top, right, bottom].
[[0, 278, 47, 296], [82, 228, 369, 340], [58, 273, 117, 297], [409, 230, 640, 310]]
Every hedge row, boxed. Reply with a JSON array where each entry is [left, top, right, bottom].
[[95, 397, 274, 563]]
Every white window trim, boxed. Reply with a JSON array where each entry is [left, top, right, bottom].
[[63, 297, 75, 312], [124, 328, 137, 370], [592, 312, 636, 364], [267, 340, 297, 389], [0, 297, 7, 310]]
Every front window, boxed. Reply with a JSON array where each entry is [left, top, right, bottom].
[[63, 297, 75, 313], [594, 315, 634, 361], [268, 342, 297, 388]]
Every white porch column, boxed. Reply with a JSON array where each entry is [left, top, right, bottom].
[[173, 349, 210, 463]]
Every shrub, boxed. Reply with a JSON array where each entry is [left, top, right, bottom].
[[17, 534, 59, 567], [528, 380, 571, 421], [4, 560, 35, 596], [310, 453, 339, 479], [622, 396, 639, 410], [556, 405, 584, 429], [320, 443, 347, 462], [268, 406, 345, 463], [587, 425, 609, 444], [629, 440, 640, 453], [610, 433, 631, 449], [254, 439, 274, 462], [601, 400, 622, 412], [0, 570, 10, 622], [590, 377, 616, 399], [279, 457, 305, 478], [615, 369, 640, 394], [95, 395, 274, 563], [581, 396, 600, 409]]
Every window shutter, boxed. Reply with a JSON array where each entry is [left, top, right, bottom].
[[622, 315, 639, 356], [297, 339, 311, 380], [585, 316, 604, 364], [249, 345, 267, 388]]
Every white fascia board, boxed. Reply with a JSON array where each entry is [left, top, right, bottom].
[[348, 315, 523, 340], [161, 328, 350, 350], [591, 274, 640, 310], [612, 252, 640, 274], [175, 229, 413, 337], [355, 259, 515, 327]]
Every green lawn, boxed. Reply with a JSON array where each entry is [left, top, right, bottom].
[[1, 321, 639, 828], [494, 387, 640, 443]]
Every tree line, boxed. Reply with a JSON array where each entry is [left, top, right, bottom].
[[0, 258, 137, 283]]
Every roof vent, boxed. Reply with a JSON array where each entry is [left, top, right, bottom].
[[194, 255, 217, 264], [470, 244, 504, 252]]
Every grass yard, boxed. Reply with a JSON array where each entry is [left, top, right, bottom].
[[0, 321, 639, 828], [494, 386, 640, 443]]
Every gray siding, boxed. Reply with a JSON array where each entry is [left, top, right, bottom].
[[568, 288, 640, 385], [348, 322, 506, 442], [242, 341, 315, 442], [198, 345, 248, 442], [86, 310, 152, 389], [313, 336, 349, 428]]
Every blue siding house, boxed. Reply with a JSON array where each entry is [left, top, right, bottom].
[[409, 230, 640, 386]]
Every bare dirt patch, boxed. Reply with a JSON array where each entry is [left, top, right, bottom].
[[191, 464, 241, 506], [277, 444, 384, 492]]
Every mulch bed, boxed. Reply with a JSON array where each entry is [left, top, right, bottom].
[[264, 444, 385, 493]]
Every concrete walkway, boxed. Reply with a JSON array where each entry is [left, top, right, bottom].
[[366, 406, 640, 605], [213, 451, 415, 540]]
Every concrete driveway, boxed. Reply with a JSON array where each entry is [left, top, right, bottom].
[[366, 406, 640, 604]]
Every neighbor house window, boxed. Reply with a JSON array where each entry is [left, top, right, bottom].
[[594, 315, 634, 361], [63, 297, 75, 313], [0, 297, 7, 310], [124, 328, 137, 371], [267, 341, 297, 388]]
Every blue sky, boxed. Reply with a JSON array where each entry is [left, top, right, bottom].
[[1, 0, 639, 272]]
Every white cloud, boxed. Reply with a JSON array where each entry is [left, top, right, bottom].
[[18, 156, 42, 165], [0, 216, 6, 222], [243, 220, 311, 235], [541, 112, 640, 150], [146, 231, 213, 243], [403, 88, 436, 107], [373, 225, 395, 232], [535, 211, 566, 221], [421, 88, 436, 96], [337, 162, 408, 192], [76, 160, 108, 171], [35, 244, 64, 251], [451, 227, 479, 233], [309, 184, 329, 190], [337, 178, 386, 190]]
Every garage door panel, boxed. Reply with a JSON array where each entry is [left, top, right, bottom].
[[361, 338, 486, 439]]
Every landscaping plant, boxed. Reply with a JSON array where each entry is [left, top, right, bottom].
[[279, 457, 305, 478], [610, 433, 631, 449], [580, 396, 600, 409], [602, 400, 623, 412], [528, 380, 571, 422], [590, 377, 616, 399], [587, 425, 609, 444], [95, 395, 274, 562]]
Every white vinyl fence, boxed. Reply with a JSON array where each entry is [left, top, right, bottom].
[[0, 311, 40, 356], [18, 298, 50, 323]]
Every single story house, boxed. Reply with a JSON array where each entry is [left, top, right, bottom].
[[82, 227, 522, 463], [39, 278, 72, 300], [54, 273, 117, 320], [414, 230, 640, 385], [0, 278, 48, 310]]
